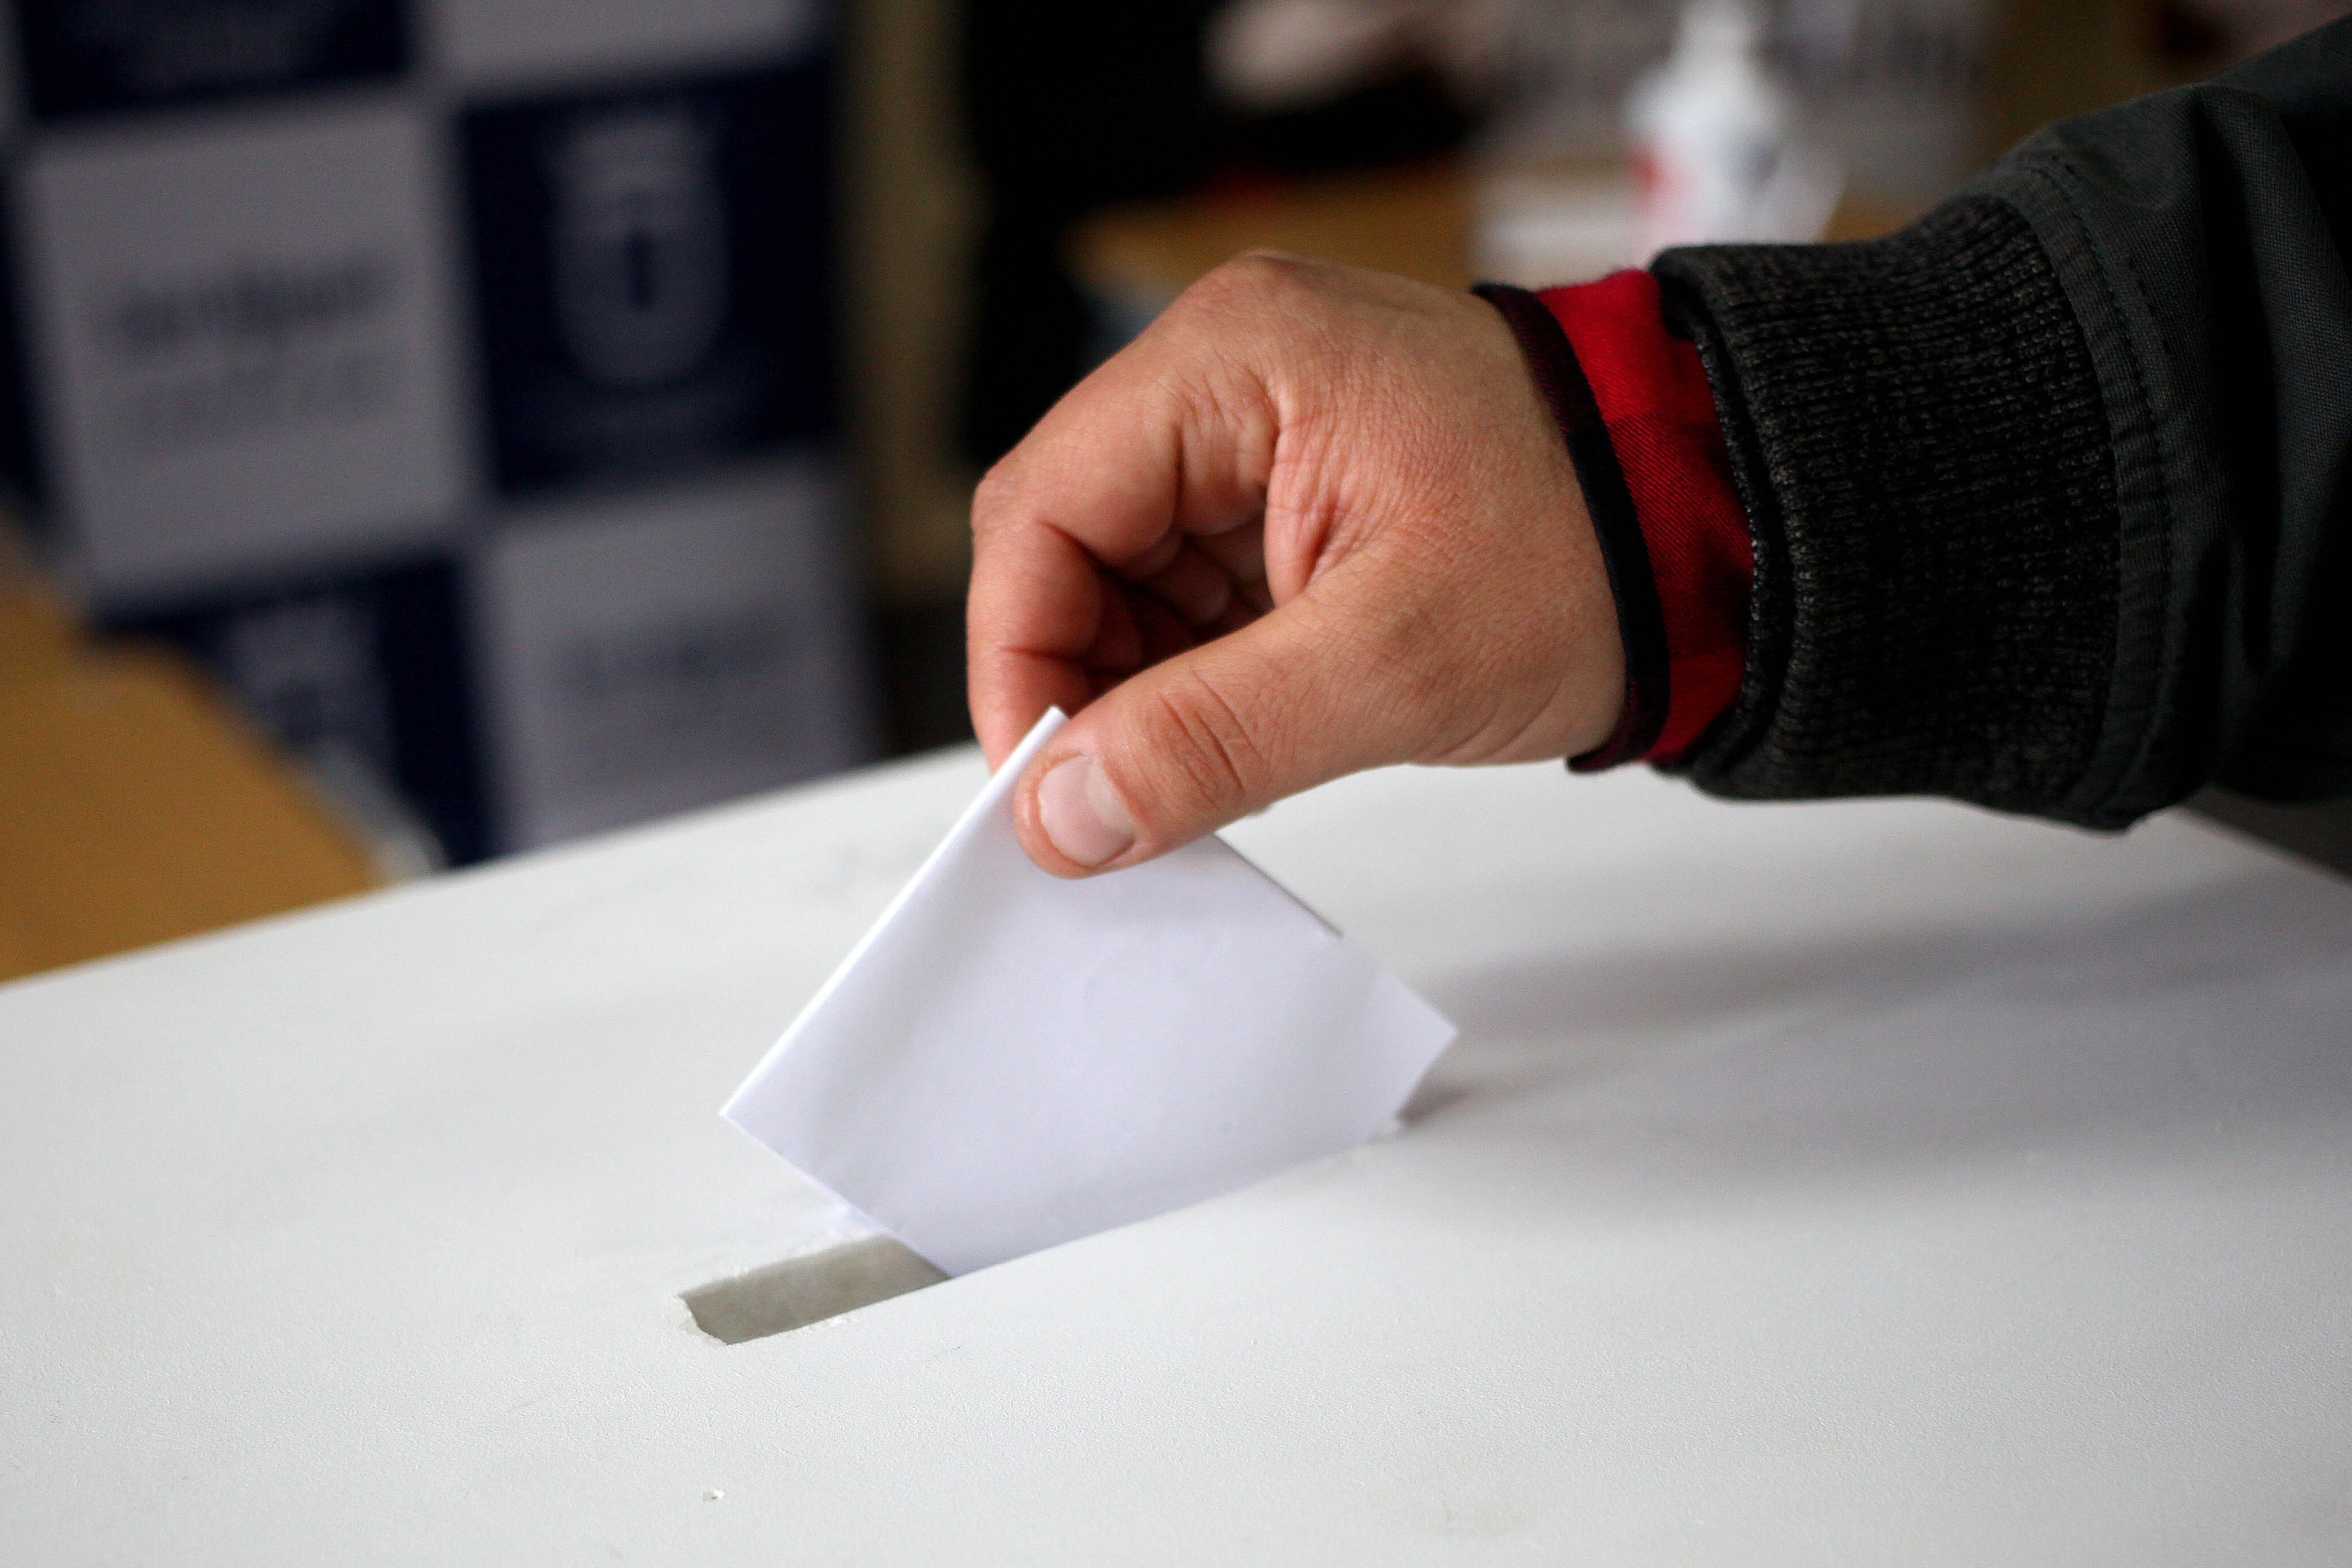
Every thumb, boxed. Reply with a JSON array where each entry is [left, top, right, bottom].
[[1012, 589, 1409, 876]]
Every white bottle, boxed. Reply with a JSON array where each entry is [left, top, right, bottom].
[[1625, 0, 1842, 263]]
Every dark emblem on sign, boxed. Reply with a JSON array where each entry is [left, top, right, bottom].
[[461, 63, 833, 496]]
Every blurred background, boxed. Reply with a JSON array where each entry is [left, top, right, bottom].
[[0, 0, 2343, 982]]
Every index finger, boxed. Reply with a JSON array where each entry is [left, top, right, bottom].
[[965, 318, 1279, 765]]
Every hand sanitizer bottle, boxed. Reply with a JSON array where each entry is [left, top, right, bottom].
[[1626, 0, 1842, 263]]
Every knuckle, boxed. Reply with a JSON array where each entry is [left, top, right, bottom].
[[969, 460, 1023, 536], [1185, 249, 1320, 321], [1227, 247, 1312, 284]]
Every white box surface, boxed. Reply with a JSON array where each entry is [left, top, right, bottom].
[[6, 755, 2352, 1562]]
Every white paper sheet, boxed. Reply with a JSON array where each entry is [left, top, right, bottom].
[[723, 709, 1457, 1275]]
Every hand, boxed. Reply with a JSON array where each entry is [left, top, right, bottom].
[[967, 252, 1624, 876]]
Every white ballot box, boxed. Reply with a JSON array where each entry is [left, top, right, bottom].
[[4, 753, 2350, 1563]]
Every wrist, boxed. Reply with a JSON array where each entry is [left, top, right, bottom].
[[1474, 281, 1672, 766]]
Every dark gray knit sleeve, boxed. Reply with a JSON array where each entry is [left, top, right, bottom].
[[1650, 18, 2352, 828], [1653, 200, 2123, 822]]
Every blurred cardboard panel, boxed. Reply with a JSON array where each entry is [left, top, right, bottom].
[[0, 645, 374, 982], [469, 463, 873, 851], [429, 0, 818, 90], [10, 0, 409, 125], [457, 58, 832, 497], [18, 96, 473, 605]]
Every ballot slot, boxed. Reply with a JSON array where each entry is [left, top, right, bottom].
[[682, 1235, 947, 1345]]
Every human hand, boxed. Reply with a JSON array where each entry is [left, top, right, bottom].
[[967, 253, 1624, 876]]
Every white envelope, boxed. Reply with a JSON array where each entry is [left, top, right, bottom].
[[723, 709, 1458, 1276]]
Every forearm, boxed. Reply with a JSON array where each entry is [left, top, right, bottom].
[[1647, 19, 2352, 824]]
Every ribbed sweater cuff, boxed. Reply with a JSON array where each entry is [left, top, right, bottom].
[[1653, 196, 2125, 820]]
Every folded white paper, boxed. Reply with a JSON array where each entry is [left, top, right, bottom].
[[723, 708, 1457, 1276]]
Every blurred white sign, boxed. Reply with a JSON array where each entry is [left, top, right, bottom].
[[22, 99, 472, 605], [432, 0, 820, 88], [467, 462, 873, 851]]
